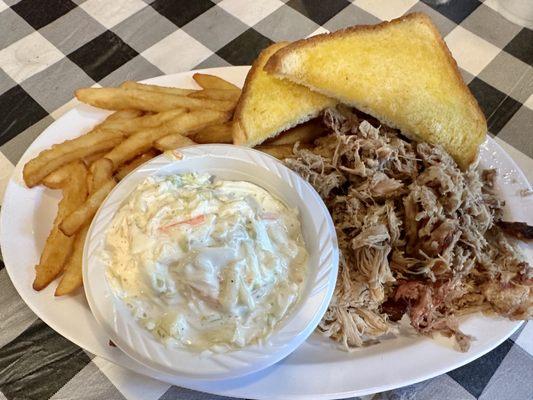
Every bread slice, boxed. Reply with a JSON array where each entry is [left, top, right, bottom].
[[264, 13, 486, 169], [233, 42, 336, 146]]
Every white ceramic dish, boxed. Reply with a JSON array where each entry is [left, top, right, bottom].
[[84, 145, 338, 380], [1, 67, 531, 399]]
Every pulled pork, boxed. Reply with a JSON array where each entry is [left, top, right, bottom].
[[285, 107, 532, 351]]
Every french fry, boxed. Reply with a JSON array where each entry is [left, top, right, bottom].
[[188, 89, 241, 101], [115, 150, 159, 181], [33, 162, 88, 290], [104, 110, 230, 169], [266, 120, 325, 145], [256, 145, 296, 159], [86, 173, 92, 196], [23, 106, 141, 188], [43, 149, 117, 189], [104, 130, 163, 169], [82, 150, 108, 166], [55, 224, 89, 296], [41, 142, 136, 191], [192, 122, 233, 144], [75, 88, 236, 112], [24, 135, 123, 188], [60, 179, 116, 236], [106, 109, 144, 120], [89, 158, 114, 192], [42, 164, 71, 189], [193, 73, 240, 91], [104, 109, 187, 133], [154, 134, 196, 151], [120, 81, 196, 96]]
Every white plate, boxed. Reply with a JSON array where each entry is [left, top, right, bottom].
[[1, 67, 531, 399], [85, 145, 338, 379]]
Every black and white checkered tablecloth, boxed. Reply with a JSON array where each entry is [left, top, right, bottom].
[[0, 1, 532, 399]]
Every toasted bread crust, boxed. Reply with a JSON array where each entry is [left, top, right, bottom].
[[265, 13, 487, 168], [267, 14, 423, 66], [233, 42, 289, 145], [232, 120, 247, 146], [233, 42, 335, 146]]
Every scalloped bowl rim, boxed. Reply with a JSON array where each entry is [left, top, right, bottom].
[[83, 144, 339, 380]]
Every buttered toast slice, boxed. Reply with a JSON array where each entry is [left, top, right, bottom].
[[233, 42, 336, 146], [265, 13, 486, 169]]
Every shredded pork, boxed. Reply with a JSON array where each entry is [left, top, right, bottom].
[[285, 107, 532, 351]]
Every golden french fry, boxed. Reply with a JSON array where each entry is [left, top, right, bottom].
[[24, 135, 123, 188], [105, 109, 144, 120], [154, 134, 196, 151], [104, 109, 187, 133], [82, 150, 108, 166], [60, 179, 116, 236], [120, 81, 196, 96], [33, 162, 88, 290], [24, 109, 143, 187], [105, 110, 230, 169], [266, 120, 325, 145], [255, 145, 296, 159], [115, 150, 159, 181], [89, 158, 114, 192], [192, 73, 240, 91], [104, 130, 161, 169], [192, 122, 233, 144], [54, 224, 89, 296], [42, 164, 71, 189], [75, 88, 235, 112], [86, 173, 93, 196], [43, 148, 117, 190], [188, 89, 241, 101]]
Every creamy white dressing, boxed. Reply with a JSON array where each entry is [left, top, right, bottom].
[[103, 173, 308, 351]]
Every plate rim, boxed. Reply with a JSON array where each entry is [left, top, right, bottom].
[[0, 66, 529, 400]]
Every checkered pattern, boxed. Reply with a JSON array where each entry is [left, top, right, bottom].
[[0, 0, 532, 399]]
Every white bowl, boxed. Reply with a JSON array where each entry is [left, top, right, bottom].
[[83, 144, 339, 380]]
